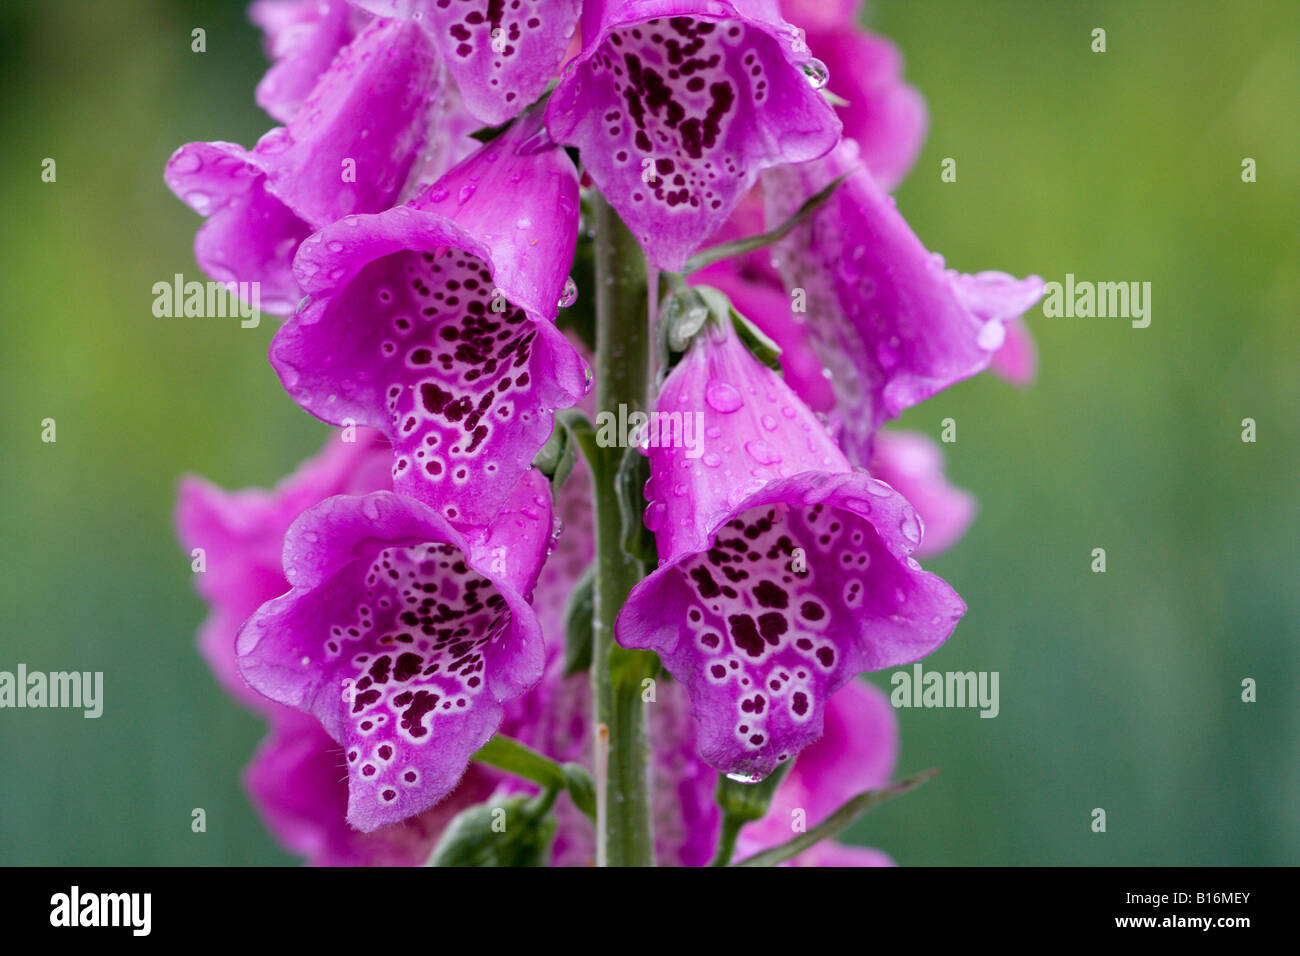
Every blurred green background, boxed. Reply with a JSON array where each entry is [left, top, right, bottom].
[[0, 0, 1296, 865]]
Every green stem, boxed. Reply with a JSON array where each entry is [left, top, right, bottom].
[[709, 815, 744, 867], [590, 194, 656, 866]]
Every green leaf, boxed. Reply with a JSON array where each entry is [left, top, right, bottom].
[[427, 794, 558, 867], [732, 768, 940, 867], [558, 408, 599, 470], [561, 763, 597, 821], [729, 307, 783, 372], [616, 445, 657, 566], [468, 121, 512, 145], [473, 734, 568, 790], [681, 172, 850, 275], [562, 563, 596, 676], [531, 420, 576, 489]]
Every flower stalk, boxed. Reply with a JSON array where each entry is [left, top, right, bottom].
[[590, 193, 656, 866]]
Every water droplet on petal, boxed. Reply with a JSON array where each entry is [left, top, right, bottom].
[[865, 477, 893, 497], [745, 440, 782, 465], [705, 380, 743, 413], [802, 59, 830, 90], [977, 320, 1006, 351], [185, 191, 212, 214], [644, 500, 665, 531], [899, 512, 921, 546], [172, 151, 201, 173], [558, 276, 578, 308]]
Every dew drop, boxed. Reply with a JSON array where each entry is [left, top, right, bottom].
[[899, 512, 921, 546], [557, 276, 578, 308], [802, 59, 829, 90], [705, 380, 743, 413], [745, 440, 782, 465], [977, 320, 1006, 351]]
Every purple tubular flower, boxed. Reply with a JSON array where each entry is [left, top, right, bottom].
[[736, 677, 897, 865], [165, 17, 440, 314], [616, 317, 964, 778], [870, 430, 976, 560], [356, 0, 581, 125], [693, 263, 836, 414], [271, 111, 588, 528], [246, 708, 499, 866], [546, 0, 841, 271], [178, 431, 516, 864], [235, 469, 553, 831], [248, 0, 366, 123], [175, 430, 393, 713], [764, 140, 1045, 462]]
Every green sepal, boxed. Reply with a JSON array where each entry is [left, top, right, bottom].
[[616, 445, 658, 566], [427, 793, 558, 867], [561, 563, 596, 676]]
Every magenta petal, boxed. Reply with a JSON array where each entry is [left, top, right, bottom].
[[248, 0, 362, 123], [639, 318, 850, 565], [740, 679, 895, 849], [693, 264, 836, 413], [357, 0, 580, 125], [619, 320, 962, 778], [273, 118, 586, 528], [990, 315, 1038, 386], [175, 431, 393, 711], [166, 18, 439, 314], [870, 430, 976, 560], [778, 0, 864, 33], [235, 490, 547, 831], [619, 470, 963, 778], [806, 29, 927, 191], [737, 678, 900, 866], [785, 843, 895, 866], [547, 0, 841, 271], [765, 140, 1044, 462], [246, 709, 498, 866]]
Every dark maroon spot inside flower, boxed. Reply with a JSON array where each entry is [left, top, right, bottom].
[[728, 613, 763, 657]]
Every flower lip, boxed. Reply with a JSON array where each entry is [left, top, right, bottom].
[[618, 468, 965, 779], [546, 0, 841, 271], [236, 488, 548, 832], [274, 113, 588, 528]]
